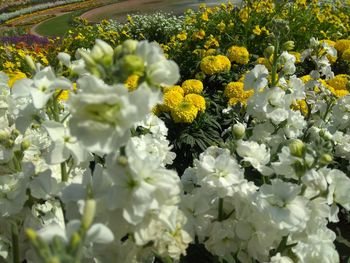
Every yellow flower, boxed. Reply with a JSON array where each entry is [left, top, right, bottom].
[[124, 74, 140, 91], [171, 101, 198, 123], [225, 82, 253, 106], [291, 100, 308, 116], [204, 35, 220, 49], [4, 61, 15, 71], [205, 49, 217, 57], [227, 46, 250, 65], [201, 12, 209, 21], [333, 89, 349, 97], [184, 94, 206, 112], [334, 39, 350, 53], [57, 90, 70, 101], [216, 21, 226, 33], [200, 55, 231, 75], [253, 25, 262, 35], [8, 71, 26, 88], [163, 85, 185, 96], [342, 49, 350, 61], [192, 29, 206, 40], [177, 32, 187, 41], [239, 8, 249, 23], [181, 79, 204, 94], [163, 90, 184, 111], [300, 75, 312, 83], [327, 74, 349, 90]]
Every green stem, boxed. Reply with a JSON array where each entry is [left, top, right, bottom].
[[11, 224, 20, 263], [218, 198, 224, 221], [61, 162, 68, 182], [271, 40, 279, 87]]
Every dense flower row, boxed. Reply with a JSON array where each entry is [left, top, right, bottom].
[[0, 0, 83, 23]]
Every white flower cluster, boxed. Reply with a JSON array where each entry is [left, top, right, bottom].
[[0, 37, 350, 263], [0, 39, 191, 262]]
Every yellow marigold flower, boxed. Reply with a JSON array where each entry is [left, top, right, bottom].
[[184, 94, 206, 112], [163, 90, 184, 111], [216, 21, 226, 33], [163, 85, 184, 96], [227, 46, 250, 65], [171, 101, 198, 123], [124, 74, 140, 91], [327, 74, 349, 90], [225, 82, 253, 106], [192, 29, 206, 40], [177, 32, 187, 41], [334, 39, 350, 53], [342, 49, 350, 61], [224, 82, 244, 98], [182, 79, 204, 94], [200, 55, 231, 75], [8, 71, 26, 88], [291, 100, 308, 116], [334, 89, 349, 97]]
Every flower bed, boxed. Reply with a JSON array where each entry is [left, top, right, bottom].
[[0, 1, 350, 262]]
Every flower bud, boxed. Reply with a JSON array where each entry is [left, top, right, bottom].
[[95, 39, 114, 58], [232, 123, 245, 139], [289, 139, 305, 157], [117, 156, 128, 167], [78, 50, 96, 68], [122, 39, 138, 54], [320, 153, 332, 165], [25, 55, 36, 71], [282, 41, 295, 51], [21, 140, 31, 151], [57, 52, 71, 67], [0, 130, 9, 142], [25, 228, 38, 242], [264, 45, 275, 58], [82, 199, 96, 229], [121, 55, 145, 75]]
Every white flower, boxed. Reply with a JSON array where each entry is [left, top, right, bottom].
[[43, 120, 90, 164], [236, 140, 273, 175], [126, 134, 175, 166], [12, 67, 71, 109], [331, 95, 350, 131], [269, 253, 293, 263], [244, 64, 269, 91], [68, 75, 159, 155], [279, 51, 296, 75], [37, 220, 114, 245], [105, 151, 181, 225], [136, 41, 180, 86], [254, 179, 310, 232], [204, 219, 238, 261], [292, 226, 339, 263], [194, 146, 245, 197], [135, 113, 168, 138], [326, 169, 350, 210], [0, 163, 32, 216]]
